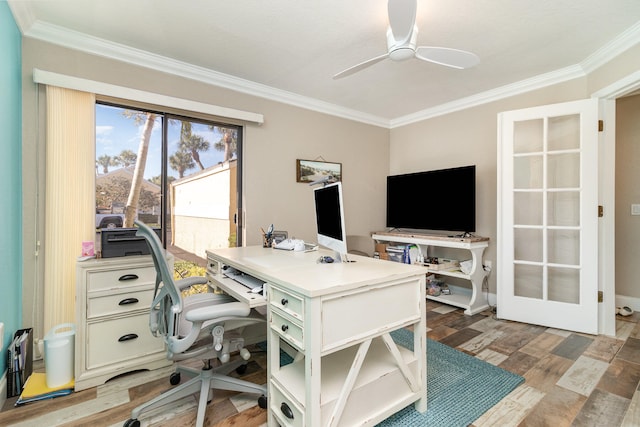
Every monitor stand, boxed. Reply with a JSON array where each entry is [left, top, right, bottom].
[[334, 251, 355, 263]]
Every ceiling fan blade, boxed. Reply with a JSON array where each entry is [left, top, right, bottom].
[[387, 0, 417, 43], [333, 53, 389, 79], [415, 46, 480, 69]]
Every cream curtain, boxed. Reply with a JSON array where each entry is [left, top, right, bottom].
[[44, 86, 96, 332]]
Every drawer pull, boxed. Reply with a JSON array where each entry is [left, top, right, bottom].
[[118, 333, 139, 342], [118, 298, 139, 306], [280, 402, 294, 420], [280, 298, 288, 306], [281, 324, 289, 333], [118, 274, 139, 281]]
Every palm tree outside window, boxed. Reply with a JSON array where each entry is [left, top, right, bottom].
[[95, 102, 241, 275]]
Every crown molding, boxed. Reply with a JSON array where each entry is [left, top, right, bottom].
[[390, 23, 640, 128], [22, 19, 390, 128], [10, 0, 640, 130], [390, 65, 586, 128], [6, 0, 35, 34], [581, 21, 640, 74]]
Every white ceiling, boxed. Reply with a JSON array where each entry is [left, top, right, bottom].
[[8, 0, 640, 127]]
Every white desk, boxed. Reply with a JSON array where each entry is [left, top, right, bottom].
[[206, 246, 427, 427]]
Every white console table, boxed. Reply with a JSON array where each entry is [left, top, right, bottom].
[[206, 246, 427, 427], [372, 231, 490, 316]]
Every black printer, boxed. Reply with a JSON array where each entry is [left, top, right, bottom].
[[100, 227, 161, 258]]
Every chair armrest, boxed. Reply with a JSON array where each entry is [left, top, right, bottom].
[[175, 276, 209, 291], [184, 301, 250, 323]]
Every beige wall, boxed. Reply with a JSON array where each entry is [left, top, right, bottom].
[[21, 38, 389, 339], [19, 35, 640, 338], [615, 94, 640, 298], [390, 43, 640, 297], [389, 80, 587, 294]]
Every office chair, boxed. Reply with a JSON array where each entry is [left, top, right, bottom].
[[124, 221, 267, 427]]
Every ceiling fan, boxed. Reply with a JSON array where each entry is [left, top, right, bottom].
[[333, 0, 479, 79]]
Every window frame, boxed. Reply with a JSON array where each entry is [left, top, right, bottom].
[[95, 100, 244, 249]]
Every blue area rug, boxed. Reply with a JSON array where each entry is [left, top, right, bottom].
[[377, 328, 524, 427], [257, 328, 523, 426]]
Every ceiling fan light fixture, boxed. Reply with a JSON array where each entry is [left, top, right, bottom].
[[386, 25, 418, 61], [389, 47, 415, 61], [332, 0, 479, 79]]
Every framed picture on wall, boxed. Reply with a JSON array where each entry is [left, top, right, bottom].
[[296, 159, 342, 183]]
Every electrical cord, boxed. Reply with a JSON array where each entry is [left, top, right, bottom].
[[482, 264, 499, 319]]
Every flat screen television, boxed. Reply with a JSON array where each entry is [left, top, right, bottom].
[[314, 181, 348, 262], [386, 165, 476, 234]]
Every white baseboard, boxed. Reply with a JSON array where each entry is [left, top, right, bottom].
[[0, 370, 6, 410], [485, 292, 638, 316], [615, 294, 640, 313]]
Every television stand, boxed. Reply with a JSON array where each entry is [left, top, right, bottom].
[[372, 231, 490, 315]]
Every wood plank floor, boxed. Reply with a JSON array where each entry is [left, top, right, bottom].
[[2, 300, 640, 426]]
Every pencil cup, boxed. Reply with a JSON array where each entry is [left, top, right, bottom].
[[263, 235, 273, 248]]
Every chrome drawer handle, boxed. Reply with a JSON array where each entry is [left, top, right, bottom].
[[118, 298, 139, 306], [118, 333, 138, 342], [281, 298, 288, 306], [118, 274, 139, 281], [280, 402, 294, 419], [281, 324, 289, 332]]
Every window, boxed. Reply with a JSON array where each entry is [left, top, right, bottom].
[[95, 102, 242, 270]]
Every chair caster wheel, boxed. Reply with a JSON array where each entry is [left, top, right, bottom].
[[258, 395, 268, 409], [170, 372, 181, 385], [124, 419, 140, 427], [236, 364, 248, 375]]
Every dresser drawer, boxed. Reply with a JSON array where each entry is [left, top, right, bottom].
[[270, 310, 304, 351], [269, 286, 304, 321], [86, 265, 156, 291], [87, 288, 155, 318], [86, 313, 165, 369]]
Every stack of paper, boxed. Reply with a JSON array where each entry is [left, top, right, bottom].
[[15, 373, 74, 406]]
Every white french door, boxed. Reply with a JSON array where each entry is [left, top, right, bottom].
[[497, 99, 599, 334]]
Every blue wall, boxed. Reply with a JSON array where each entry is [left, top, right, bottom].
[[0, 2, 23, 373]]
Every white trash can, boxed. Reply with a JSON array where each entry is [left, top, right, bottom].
[[44, 323, 76, 388]]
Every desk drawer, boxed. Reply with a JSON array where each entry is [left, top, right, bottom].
[[270, 381, 304, 427], [270, 310, 304, 351], [269, 286, 304, 321], [86, 266, 156, 292], [86, 313, 164, 369], [87, 289, 155, 318]]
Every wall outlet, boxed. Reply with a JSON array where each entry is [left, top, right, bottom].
[[484, 260, 492, 271]]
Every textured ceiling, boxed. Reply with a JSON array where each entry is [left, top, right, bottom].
[[9, 0, 640, 126]]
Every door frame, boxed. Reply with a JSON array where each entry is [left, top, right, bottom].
[[593, 70, 640, 336]]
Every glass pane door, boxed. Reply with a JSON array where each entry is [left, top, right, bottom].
[[497, 98, 598, 334], [513, 115, 581, 304]]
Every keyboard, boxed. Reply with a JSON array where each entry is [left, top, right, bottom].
[[223, 268, 265, 290]]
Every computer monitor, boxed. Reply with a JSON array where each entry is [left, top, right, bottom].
[[313, 181, 348, 262]]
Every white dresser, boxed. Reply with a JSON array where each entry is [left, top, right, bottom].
[[75, 256, 172, 391]]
